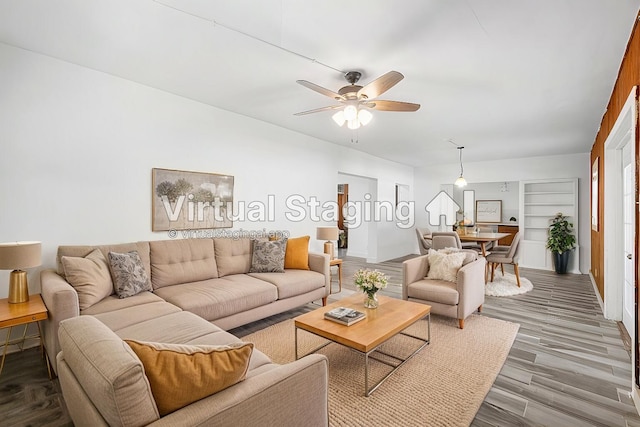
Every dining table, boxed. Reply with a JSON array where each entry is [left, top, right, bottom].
[[458, 232, 512, 257]]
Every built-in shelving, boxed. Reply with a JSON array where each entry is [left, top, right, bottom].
[[519, 178, 579, 273]]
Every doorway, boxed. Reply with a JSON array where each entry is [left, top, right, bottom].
[[603, 86, 637, 390]]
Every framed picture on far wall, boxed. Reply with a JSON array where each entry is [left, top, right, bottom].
[[475, 200, 502, 223], [152, 168, 234, 231]]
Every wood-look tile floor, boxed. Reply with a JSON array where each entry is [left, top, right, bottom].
[[1, 253, 639, 427]]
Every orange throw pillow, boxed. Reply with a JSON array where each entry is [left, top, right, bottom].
[[125, 340, 253, 416], [284, 236, 310, 270]]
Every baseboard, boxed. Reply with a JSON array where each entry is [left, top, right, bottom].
[[633, 387, 640, 416], [589, 272, 605, 314]]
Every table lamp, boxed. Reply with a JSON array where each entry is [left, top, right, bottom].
[[0, 241, 42, 303], [316, 227, 339, 260]]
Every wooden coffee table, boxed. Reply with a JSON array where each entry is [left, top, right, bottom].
[[294, 293, 431, 396]]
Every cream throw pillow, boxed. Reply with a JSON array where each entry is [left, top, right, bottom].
[[427, 250, 466, 282], [125, 340, 253, 416], [61, 249, 113, 310]]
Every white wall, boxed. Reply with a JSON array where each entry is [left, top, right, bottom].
[[0, 43, 416, 298], [415, 153, 591, 273]]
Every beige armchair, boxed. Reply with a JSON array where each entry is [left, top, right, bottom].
[[402, 253, 486, 329], [415, 227, 432, 255]]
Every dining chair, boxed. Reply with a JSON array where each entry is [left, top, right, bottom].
[[415, 227, 433, 255], [431, 231, 462, 250], [486, 232, 522, 286]]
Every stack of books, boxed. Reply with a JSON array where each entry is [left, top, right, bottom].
[[324, 307, 366, 326]]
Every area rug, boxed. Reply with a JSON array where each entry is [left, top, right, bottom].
[[243, 315, 519, 427], [485, 271, 533, 297]]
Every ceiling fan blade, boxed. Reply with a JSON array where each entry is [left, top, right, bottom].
[[357, 71, 404, 99], [296, 80, 345, 101], [294, 105, 343, 116], [368, 100, 421, 112]]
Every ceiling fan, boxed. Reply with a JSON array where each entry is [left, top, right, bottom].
[[295, 70, 420, 130]]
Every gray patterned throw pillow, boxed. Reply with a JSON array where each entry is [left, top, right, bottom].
[[108, 251, 152, 298], [249, 239, 287, 273]]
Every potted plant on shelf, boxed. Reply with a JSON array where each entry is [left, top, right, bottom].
[[546, 212, 576, 274]]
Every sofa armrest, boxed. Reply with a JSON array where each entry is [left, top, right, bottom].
[[308, 252, 330, 294], [41, 269, 80, 375], [455, 257, 487, 318], [402, 255, 429, 300], [149, 354, 329, 427]]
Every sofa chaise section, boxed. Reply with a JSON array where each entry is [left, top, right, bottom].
[[57, 315, 329, 426]]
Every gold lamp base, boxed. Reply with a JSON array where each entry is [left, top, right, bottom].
[[8, 270, 29, 304], [324, 241, 335, 260]]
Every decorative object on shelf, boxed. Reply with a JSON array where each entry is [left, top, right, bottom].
[[454, 146, 467, 187], [152, 168, 234, 232], [353, 269, 388, 309], [546, 212, 576, 274], [317, 226, 339, 259], [509, 217, 517, 222], [0, 241, 42, 303]]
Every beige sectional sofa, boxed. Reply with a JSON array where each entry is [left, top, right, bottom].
[[40, 237, 330, 426]]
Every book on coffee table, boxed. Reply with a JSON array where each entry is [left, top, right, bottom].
[[324, 307, 366, 326]]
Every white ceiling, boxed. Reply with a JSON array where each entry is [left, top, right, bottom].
[[1, 0, 638, 167]]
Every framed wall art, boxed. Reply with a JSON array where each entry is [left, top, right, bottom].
[[152, 168, 234, 231], [475, 200, 502, 223], [591, 157, 598, 231]]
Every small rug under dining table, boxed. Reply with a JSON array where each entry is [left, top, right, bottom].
[[243, 313, 519, 427]]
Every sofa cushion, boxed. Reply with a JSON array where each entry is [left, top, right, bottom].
[[249, 239, 287, 273], [81, 291, 166, 315], [61, 249, 113, 310], [408, 279, 459, 305], [153, 276, 277, 322], [57, 242, 151, 282], [125, 340, 253, 416], [249, 270, 325, 299], [426, 250, 466, 282], [108, 251, 153, 298], [58, 316, 160, 426], [149, 239, 218, 289], [284, 236, 310, 270], [214, 238, 252, 277], [91, 301, 182, 332]]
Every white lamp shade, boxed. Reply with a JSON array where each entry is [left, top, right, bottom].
[[332, 111, 346, 126], [343, 105, 358, 121], [316, 227, 339, 241], [0, 241, 42, 270], [358, 109, 373, 126], [455, 176, 468, 187], [347, 119, 360, 130]]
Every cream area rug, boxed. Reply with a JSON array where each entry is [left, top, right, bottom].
[[485, 272, 533, 297], [243, 315, 519, 427]]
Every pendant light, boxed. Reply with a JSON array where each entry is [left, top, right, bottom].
[[454, 146, 467, 187]]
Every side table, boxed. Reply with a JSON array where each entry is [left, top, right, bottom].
[[0, 294, 49, 378], [329, 258, 343, 293]]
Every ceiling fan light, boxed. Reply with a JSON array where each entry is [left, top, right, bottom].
[[332, 111, 346, 126], [455, 175, 467, 187], [343, 105, 358, 121], [358, 109, 373, 126], [347, 119, 360, 130]]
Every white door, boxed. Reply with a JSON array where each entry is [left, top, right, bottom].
[[622, 139, 634, 333]]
